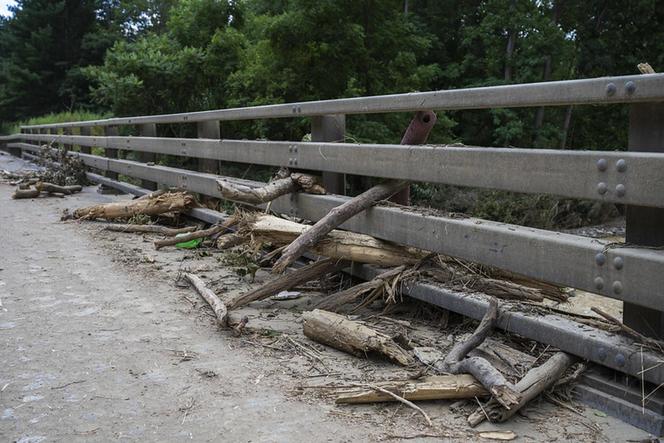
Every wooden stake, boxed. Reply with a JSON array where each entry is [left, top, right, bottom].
[[184, 273, 228, 326], [302, 309, 414, 366], [467, 352, 576, 426]]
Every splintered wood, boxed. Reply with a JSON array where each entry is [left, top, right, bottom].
[[64, 191, 195, 221], [302, 309, 414, 366], [217, 171, 325, 204]]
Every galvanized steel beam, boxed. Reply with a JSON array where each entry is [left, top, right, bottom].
[[20, 74, 664, 130], [16, 134, 664, 208]]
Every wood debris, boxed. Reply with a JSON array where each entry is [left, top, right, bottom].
[[184, 273, 228, 326], [63, 191, 195, 221], [12, 182, 82, 199], [217, 169, 325, 204], [101, 223, 197, 236], [302, 309, 414, 366]]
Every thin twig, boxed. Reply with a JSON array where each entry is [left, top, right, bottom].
[[365, 384, 432, 427]]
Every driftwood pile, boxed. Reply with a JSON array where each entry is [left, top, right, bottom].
[[53, 111, 587, 430]]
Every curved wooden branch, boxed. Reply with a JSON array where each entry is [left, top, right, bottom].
[[154, 217, 237, 249], [184, 273, 227, 326], [216, 173, 324, 205], [102, 223, 198, 236]]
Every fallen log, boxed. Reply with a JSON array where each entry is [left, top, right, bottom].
[[272, 111, 437, 274], [436, 298, 521, 410], [154, 217, 237, 250], [226, 258, 346, 310], [302, 309, 414, 366], [217, 172, 325, 204], [63, 191, 195, 221], [467, 351, 576, 426], [102, 223, 198, 236], [336, 374, 487, 404], [241, 213, 422, 267], [35, 182, 82, 195], [184, 273, 228, 326], [12, 188, 41, 199]]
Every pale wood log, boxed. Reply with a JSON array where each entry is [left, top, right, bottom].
[[101, 223, 197, 236], [244, 214, 421, 267], [12, 188, 40, 199], [184, 273, 228, 326], [216, 233, 247, 249], [467, 351, 576, 426], [65, 191, 195, 221], [226, 258, 345, 310], [216, 173, 324, 205], [35, 182, 82, 195], [302, 309, 414, 366], [336, 374, 487, 404], [437, 298, 521, 410]]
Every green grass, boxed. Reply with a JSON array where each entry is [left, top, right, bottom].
[[1, 110, 111, 135]]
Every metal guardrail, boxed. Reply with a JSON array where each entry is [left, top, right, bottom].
[[16, 133, 664, 208], [16, 73, 664, 129]]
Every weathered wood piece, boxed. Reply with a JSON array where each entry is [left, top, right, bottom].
[[216, 233, 247, 249], [243, 214, 421, 267], [363, 384, 433, 427], [271, 111, 437, 274], [436, 298, 521, 410], [184, 273, 228, 326], [12, 188, 40, 199], [336, 374, 487, 404], [226, 258, 345, 310], [302, 309, 414, 366], [154, 218, 235, 250], [316, 266, 407, 311], [102, 223, 197, 236], [591, 306, 664, 352], [217, 172, 324, 205], [64, 191, 195, 221], [467, 351, 576, 426], [35, 182, 82, 195]]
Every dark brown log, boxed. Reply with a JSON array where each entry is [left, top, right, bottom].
[[226, 258, 346, 310], [302, 309, 414, 366], [272, 111, 436, 273], [216, 173, 324, 205], [437, 298, 521, 410], [12, 188, 40, 199], [184, 273, 228, 326], [154, 218, 236, 250], [467, 352, 576, 426], [102, 223, 198, 236]]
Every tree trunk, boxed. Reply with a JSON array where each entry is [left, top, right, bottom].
[[302, 309, 414, 366], [65, 191, 195, 221]]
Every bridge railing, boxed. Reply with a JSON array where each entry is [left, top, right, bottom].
[[4, 73, 664, 385]]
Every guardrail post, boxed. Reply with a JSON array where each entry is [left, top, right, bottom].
[[63, 127, 72, 152], [104, 125, 119, 180], [624, 102, 664, 340], [312, 115, 345, 194], [80, 127, 91, 154], [197, 120, 220, 174], [138, 123, 158, 190]]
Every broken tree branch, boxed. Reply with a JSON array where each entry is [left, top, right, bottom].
[[436, 298, 521, 410], [336, 374, 487, 404], [302, 309, 414, 366], [271, 111, 437, 274], [154, 218, 236, 250], [364, 384, 433, 427], [226, 258, 346, 310], [35, 182, 82, 195], [102, 223, 198, 236], [63, 191, 195, 221], [467, 351, 576, 426], [217, 172, 324, 205], [184, 273, 228, 326], [591, 306, 664, 352], [12, 188, 41, 199]]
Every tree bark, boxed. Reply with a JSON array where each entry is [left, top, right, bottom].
[[64, 191, 195, 221], [467, 351, 576, 426], [336, 374, 487, 404], [184, 273, 228, 326], [302, 309, 414, 366], [226, 258, 346, 310], [437, 298, 521, 410]]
